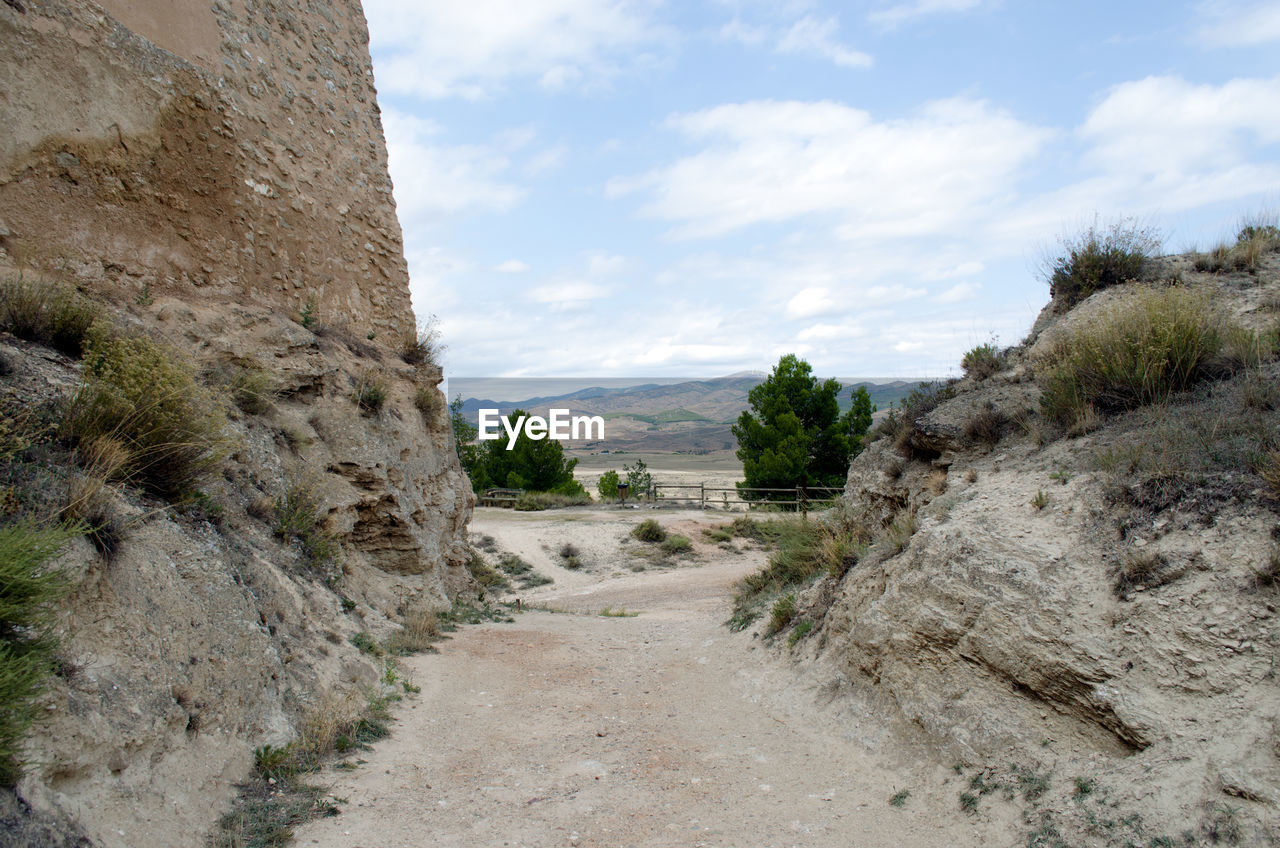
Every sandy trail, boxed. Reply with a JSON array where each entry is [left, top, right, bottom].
[[295, 508, 1011, 848]]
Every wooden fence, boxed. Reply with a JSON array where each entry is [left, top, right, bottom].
[[647, 483, 844, 514]]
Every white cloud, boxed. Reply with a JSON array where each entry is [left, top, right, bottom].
[[718, 9, 871, 69], [494, 260, 530, 273], [364, 0, 668, 99], [786, 286, 838, 318], [868, 0, 985, 29], [382, 109, 526, 224], [796, 321, 865, 341], [611, 97, 1050, 240], [937, 281, 981, 303], [1081, 76, 1280, 176], [528, 282, 612, 304], [776, 16, 873, 67], [1197, 1, 1280, 46]]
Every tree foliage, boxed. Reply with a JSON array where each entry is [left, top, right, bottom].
[[452, 406, 585, 495], [732, 354, 873, 498]]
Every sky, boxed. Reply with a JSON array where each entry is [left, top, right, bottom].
[[362, 0, 1280, 381]]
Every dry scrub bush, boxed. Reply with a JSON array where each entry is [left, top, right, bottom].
[[400, 315, 445, 366], [1194, 219, 1280, 273], [0, 276, 97, 357], [385, 606, 440, 655], [1038, 287, 1232, 426], [273, 481, 341, 582], [63, 327, 226, 499], [961, 343, 1003, 381], [1045, 219, 1160, 308]]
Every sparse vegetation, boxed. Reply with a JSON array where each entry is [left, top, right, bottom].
[[961, 342, 1002, 381], [768, 593, 796, 634], [512, 491, 592, 511], [299, 296, 319, 330], [272, 481, 341, 583], [349, 631, 381, 656], [1030, 490, 1050, 510], [729, 515, 868, 631], [229, 366, 274, 416], [0, 521, 78, 786], [1044, 219, 1160, 308], [660, 534, 693, 556], [355, 371, 387, 414], [63, 325, 226, 499], [888, 788, 910, 807], [217, 690, 395, 847], [631, 518, 667, 543], [962, 402, 1008, 447], [1038, 286, 1238, 428], [0, 275, 97, 357], [384, 606, 441, 656], [1112, 550, 1166, 596], [496, 553, 553, 589], [414, 385, 442, 423], [400, 314, 445, 366], [1194, 217, 1280, 274]]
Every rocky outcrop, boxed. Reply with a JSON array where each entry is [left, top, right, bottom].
[[803, 258, 1280, 839], [0, 1, 475, 845]]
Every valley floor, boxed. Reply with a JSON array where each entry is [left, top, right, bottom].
[[293, 507, 1019, 847]]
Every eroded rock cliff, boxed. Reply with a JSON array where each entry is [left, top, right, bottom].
[[0, 1, 474, 845], [794, 254, 1280, 843]]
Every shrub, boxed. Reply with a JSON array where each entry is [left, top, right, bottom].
[[1195, 219, 1280, 273], [385, 607, 440, 656], [1030, 490, 1050, 510], [349, 631, 381, 657], [1045, 219, 1160, 308], [355, 372, 387, 414], [1038, 287, 1227, 426], [512, 490, 591, 511], [414, 385, 442, 423], [0, 276, 97, 357], [596, 469, 621, 502], [466, 549, 510, 592], [961, 343, 1002, 381], [962, 403, 1008, 447], [400, 315, 445, 366], [0, 521, 78, 785], [768, 593, 796, 634], [273, 482, 341, 582], [660, 534, 692, 556], [631, 518, 667, 543], [1113, 551, 1166, 596], [882, 512, 917, 554], [63, 327, 226, 499], [299, 296, 319, 330], [559, 543, 580, 559], [231, 367, 273, 416]]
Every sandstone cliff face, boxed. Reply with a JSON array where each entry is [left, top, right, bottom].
[[1, 0, 412, 339], [803, 256, 1280, 841], [1, 1, 475, 845]]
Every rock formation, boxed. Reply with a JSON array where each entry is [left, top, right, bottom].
[[0, 1, 474, 845]]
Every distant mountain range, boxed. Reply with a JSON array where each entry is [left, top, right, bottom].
[[452, 375, 926, 454]]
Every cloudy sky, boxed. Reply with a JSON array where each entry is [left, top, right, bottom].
[[363, 0, 1280, 380]]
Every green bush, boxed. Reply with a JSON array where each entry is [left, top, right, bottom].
[[961, 343, 1002, 381], [0, 276, 97, 357], [1045, 219, 1160, 308], [1038, 286, 1228, 425], [63, 327, 226, 499], [0, 521, 78, 785], [768, 593, 796, 634], [631, 518, 667, 543], [596, 469, 620, 501], [511, 490, 591, 511]]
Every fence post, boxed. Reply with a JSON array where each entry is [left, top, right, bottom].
[[700, 483, 705, 510]]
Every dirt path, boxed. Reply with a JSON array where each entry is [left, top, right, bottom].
[[294, 508, 1014, 847]]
